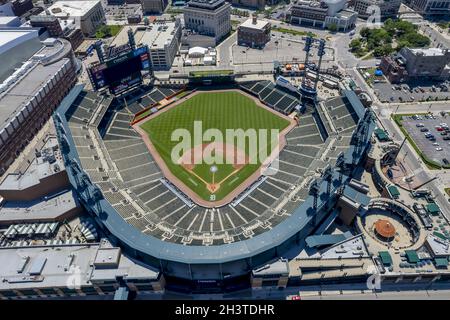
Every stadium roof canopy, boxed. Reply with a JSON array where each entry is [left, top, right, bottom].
[[426, 203, 440, 215], [405, 250, 419, 264], [434, 258, 449, 268], [342, 185, 371, 207], [378, 251, 393, 266], [374, 128, 389, 141], [388, 185, 400, 199], [305, 231, 352, 248]]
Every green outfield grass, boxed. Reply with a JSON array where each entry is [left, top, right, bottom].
[[140, 91, 290, 202]]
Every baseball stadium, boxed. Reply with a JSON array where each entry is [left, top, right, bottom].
[[52, 36, 375, 293]]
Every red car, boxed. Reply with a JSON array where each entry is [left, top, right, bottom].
[[292, 295, 302, 300], [436, 126, 444, 131]]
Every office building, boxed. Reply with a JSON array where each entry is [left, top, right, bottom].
[[41, 0, 105, 36], [11, 0, 34, 17], [290, 0, 357, 31], [352, 0, 401, 19], [230, 0, 265, 9], [29, 15, 84, 50], [408, 0, 450, 16], [139, 19, 182, 70], [30, 15, 64, 37], [0, 242, 164, 299], [141, 0, 168, 13], [0, 34, 77, 176], [380, 47, 450, 83], [183, 0, 231, 44], [237, 15, 271, 48]]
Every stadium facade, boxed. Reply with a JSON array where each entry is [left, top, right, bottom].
[[54, 81, 375, 291]]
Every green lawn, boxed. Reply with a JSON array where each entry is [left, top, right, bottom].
[[189, 70, 234, 78], [140, 91, 290, 202], [272, 27, 316, 38], [95, 25, 122, 39]]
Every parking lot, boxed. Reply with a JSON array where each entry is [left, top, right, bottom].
[[102, 1, 141, 23], [402, 114, 450, 166], [232, 33, 334, 65], [373, 81, 450, 103]]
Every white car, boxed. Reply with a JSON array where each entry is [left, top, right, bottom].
[[440, 123, 448, 128], [433, 142, 439, 146], [436, 147, 443, 151]]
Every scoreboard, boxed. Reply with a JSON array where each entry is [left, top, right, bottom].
[[88, 46, 151, 95]]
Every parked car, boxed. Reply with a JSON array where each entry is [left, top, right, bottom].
[[443, 158, 449, 165], [421, 128, 429, 132], [436, 147, 443, 151]]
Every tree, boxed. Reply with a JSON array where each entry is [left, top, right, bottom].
[[327, 23, 338, 33], [360, 27, 370, 38], [349, 38, 362, 51]]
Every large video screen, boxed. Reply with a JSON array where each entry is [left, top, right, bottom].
[[103, 55, 142, 84], [88, 46, 151, 94]]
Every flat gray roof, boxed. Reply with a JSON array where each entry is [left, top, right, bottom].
[[139, 21, 179, 50], [0, 242, 159, 290], [0, 137, 64, 191], [240, 18, 270, 31], [0, 189, 79, 223], [0, 38, 72, 132]]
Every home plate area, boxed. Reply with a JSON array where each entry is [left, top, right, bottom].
[[178, 142, 249, 194]]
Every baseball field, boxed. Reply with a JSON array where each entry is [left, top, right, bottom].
[[139, 90, 292, 203]]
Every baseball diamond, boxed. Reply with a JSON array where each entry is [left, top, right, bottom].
[[136, 90, 294, 206]]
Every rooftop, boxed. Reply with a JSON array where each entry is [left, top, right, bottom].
[[0, 138, 64, 192], [185, 0, 228, 11], [43, 0, 101, 18], [319, 234, 369, 259], [0, 189, 80, 224], [342, 185, 371, 207], [0, 38, 72, 133], [239, 17, 270, 31], [0, 242, 159, 290], [379, 251, 393, 266], [426, 234, 450, 257], [409, 48, 448, 57], [305, 231, 353, 248], [0, 16, 20, 26], [139, 20, 180, 50], [252, 258, 289, 276], [338, 9, 357, 18], [0, 28, 39, 55]]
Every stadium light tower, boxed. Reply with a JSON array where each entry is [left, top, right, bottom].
[[128, 28, 136, 50], [314, 39, 326, 92], [300, 36, 326, 99], [322, 165, 333, 195], [94, 41, 105, 64], [308, 180, 320, 226], [303, 36, 313, 69], [335, 152, 345, 184]]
